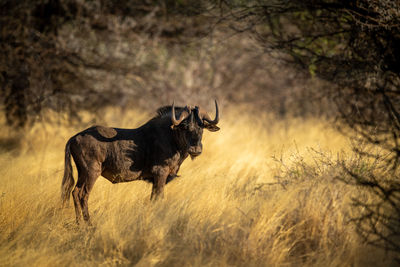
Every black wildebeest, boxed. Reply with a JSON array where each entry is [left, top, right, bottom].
[[61, 101, 220, 224]]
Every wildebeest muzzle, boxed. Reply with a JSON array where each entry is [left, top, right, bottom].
[[188, 143, 202, 158]]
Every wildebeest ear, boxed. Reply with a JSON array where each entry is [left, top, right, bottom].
[[204, 123, 220, 132]]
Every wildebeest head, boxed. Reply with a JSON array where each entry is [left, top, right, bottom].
[[171, 100, 220, 158]]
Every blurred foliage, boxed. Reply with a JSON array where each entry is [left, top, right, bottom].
[[0, 0, 328, 129], [0, 0, 212, 127], [218, 0, 400, 257], [221, 0, 400, 167]]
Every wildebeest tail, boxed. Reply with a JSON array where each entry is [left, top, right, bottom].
[[61, 138, 75, 206]]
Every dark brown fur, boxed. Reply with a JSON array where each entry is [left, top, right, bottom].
[[61, 106, 219, 224]]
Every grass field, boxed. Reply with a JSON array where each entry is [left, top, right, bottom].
[[0, 108, 393, 266]]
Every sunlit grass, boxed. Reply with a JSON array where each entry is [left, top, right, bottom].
[[0, 108, 391, 266]]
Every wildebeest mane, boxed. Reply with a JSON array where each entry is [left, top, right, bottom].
[[153, 106, 186, 119]]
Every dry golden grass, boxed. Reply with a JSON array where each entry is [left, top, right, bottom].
[[0, 108, 392, 266]]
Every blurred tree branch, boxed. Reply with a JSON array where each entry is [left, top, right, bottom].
[[0, 0, 216, 127]]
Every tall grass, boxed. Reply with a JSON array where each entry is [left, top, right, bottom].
[[0, 108, 393, 266]]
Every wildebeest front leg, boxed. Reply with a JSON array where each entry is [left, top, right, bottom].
[[150, 169, 169, 200]]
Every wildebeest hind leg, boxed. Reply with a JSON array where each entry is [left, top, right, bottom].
[[73, 163, 101, 225], [72, 186, 82, 224], [72, 163, 87, 225], [79, 165, 101, 225]]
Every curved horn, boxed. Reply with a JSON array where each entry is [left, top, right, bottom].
[[202, 99, 219, 125], [171, 101, 190, 127]]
